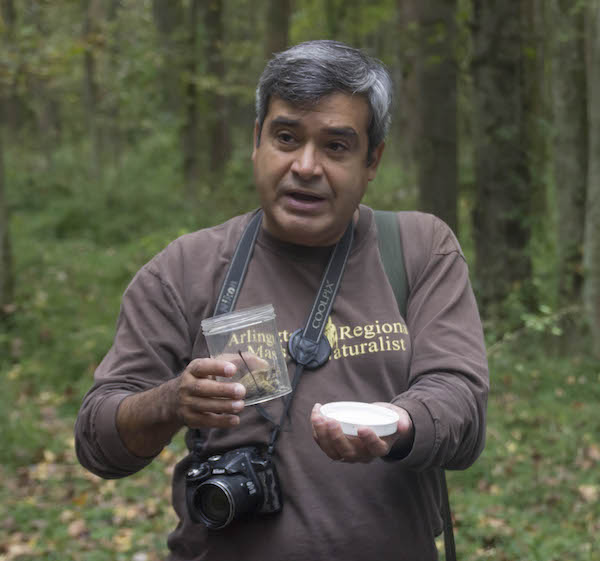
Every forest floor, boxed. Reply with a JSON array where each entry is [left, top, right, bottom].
[[1, 340, 598, 561]]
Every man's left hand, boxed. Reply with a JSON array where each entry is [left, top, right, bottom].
[[310, 402, 413, 463]]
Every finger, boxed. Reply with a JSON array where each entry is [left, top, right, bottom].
[[310, 403, 323, 442], [186, 376, 246, 400], [311, 413, 340, 459], [182, 395, 245, 415], [217, 352, 269, 372], [186, 358, 237, 379], [237, 351, 270, 371], [356, 427, 390, 457], [372, 402, 413, 435], [316, 417, 356, 461]]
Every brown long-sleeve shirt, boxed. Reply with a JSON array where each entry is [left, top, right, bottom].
[[75, 205, 489, 561]]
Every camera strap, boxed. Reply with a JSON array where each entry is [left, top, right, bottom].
[[202, 209, 354, 456], [268, 217, 354, 456], [214, 210, 263, 316]]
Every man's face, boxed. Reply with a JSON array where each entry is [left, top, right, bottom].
[[252, 93, 384, 247]]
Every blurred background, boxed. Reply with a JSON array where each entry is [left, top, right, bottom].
[[0, 1, 598, 560]]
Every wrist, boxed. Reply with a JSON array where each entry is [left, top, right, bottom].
[[387, 429, 415, 459], [116, 381, 183, 458], [384, 405, 415, 460], [159, 377, 185, 428]]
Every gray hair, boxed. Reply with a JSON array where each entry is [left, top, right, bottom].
[[255, 40, 393, 163]]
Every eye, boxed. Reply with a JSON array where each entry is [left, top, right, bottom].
[[276, 131, 296, 145], [328, 141, 348, 153]]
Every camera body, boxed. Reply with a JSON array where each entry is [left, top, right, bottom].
[[185, 446, 282, 529]]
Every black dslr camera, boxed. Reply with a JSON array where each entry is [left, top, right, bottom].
[[185, 446, 282, 529]]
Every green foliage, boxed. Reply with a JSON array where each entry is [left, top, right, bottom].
[[291, 0, 397, 63]]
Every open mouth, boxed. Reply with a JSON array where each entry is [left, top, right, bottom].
[[288, 192, 324, 203]]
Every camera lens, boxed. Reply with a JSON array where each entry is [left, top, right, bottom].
[[195, 475, 261, 529], [198, 484, 232, 527]]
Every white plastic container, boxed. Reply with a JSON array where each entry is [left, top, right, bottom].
[[201, 304, 292, 406], [320, 401, 399, 437]]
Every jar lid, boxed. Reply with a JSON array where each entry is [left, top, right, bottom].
[[320, 401, 399, 437], [201, 304, 275, 335]]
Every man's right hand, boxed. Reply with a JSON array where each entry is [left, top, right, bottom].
[[116, 358, 246, 458], [173, 358, 246, 429]]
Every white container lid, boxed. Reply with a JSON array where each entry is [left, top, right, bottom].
[[320, 401, 399, 437]]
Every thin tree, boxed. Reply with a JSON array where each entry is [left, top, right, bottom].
[[27, 1, 62, 170], [182, 0, 201, 201], [106, 0, 122, 168], [0, 122, 13, 316], [412, 0, 458, 234], [394, 0, 420, 189], [1, 0, 23, 133], [0, 0, 14, 315], [265, 0, 291, 59], [82, 0, 104, 178], [551, 1, 587, 307], [471, 1, 534, 317], [584, 2, 600, 356], [152, 0, 184, 113], [204, 0, 230, 188]]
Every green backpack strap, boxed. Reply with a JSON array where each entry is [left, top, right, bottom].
[[374, 209, 456, 561], [374, 210, 408, 317]]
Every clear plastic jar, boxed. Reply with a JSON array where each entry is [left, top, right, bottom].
[[201, 304, 292, 406]]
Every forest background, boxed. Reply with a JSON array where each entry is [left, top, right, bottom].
[[0, 1, 599, 560]]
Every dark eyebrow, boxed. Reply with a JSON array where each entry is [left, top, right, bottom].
[[269, 116, 301, 130], [268, 118, 358, 139], [324, 126, 358, 139]]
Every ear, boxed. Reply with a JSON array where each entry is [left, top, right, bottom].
[[252, 120, 260, 161], [367, 142, 385, 181]]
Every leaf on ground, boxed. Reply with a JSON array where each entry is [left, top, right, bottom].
[[5, 542, 35, 560], [587, 444, 600, 462], [578, 484, 598, 503], [68, 518, 89, 538], [113, 528, 134, 552], [72, 492, 89, 506], [576, 443, 600, 470]]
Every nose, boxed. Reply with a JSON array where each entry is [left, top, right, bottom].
[[290, 143, 323, 180]]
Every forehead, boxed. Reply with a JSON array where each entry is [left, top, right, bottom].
[[264, 93, 371, 137]]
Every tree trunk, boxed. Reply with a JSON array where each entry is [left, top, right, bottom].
[[413, 0, 458, 234], [152, 0, 184, 113], [0, 1, 14, 316], [0, 126, 13, 316], [182, 0, 201, 201], [265, 0, 291, 58], [551, 1, 587, 307], [523, 0, 549, 221], [106, 0, 122, 168], [472, 1, 533, 317], [394, 0, 420, 190], [0, 0, 23, 133], [584, 3, 600, 357], [0, 0, 15, 27], [27, 1, 62, 170], [82, 0, 104, 178], [204, 0, 230, 188], [325, 0, 346, 37]]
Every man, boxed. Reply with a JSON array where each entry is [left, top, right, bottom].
[[75, 40, 488, 561]]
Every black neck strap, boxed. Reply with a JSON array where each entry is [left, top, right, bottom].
[[213, 210, 262, 316], [197, 209, 354, 458], [286, 219, 354, 369]]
